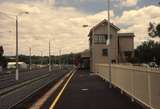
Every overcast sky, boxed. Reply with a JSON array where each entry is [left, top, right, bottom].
[[0, 0, 160, 56]]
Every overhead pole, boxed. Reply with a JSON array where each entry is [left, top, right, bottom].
[[92, 29, 95, 73], [0, 11, 29, 80], [29, 47, 32, 71], [49, 40, 51, 71], [107, 0, 112, 88], [52, 39, 55, 69], [41, 51, 43, 67], [15, 16, 19, 80], [59, 49, 62, 69]]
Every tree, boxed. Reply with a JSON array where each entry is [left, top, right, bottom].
[[0, 46, 7, 69], [0, 46, 4, 57], [148, 22, 160, 38], [135, 40, 160, 65]]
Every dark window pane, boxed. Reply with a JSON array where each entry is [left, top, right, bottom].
[[102, 49, 108, 56], [94, 34, 112, 44]]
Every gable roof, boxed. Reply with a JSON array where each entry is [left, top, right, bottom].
[[118, 33, 135, 37], [88, 19, 120, 36]]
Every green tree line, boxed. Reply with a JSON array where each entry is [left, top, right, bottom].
[[132, 22, 160, 65], [134, 40, 160, 65], [6, 53, 80, 65]]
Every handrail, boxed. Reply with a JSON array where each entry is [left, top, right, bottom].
[[96, 64, 160, 74], [95, 64, 160, 109]]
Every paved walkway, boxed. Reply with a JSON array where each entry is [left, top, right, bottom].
[[54, 70, 145, 109]]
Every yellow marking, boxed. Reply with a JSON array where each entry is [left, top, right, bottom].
[[49, 72, 75, 109]]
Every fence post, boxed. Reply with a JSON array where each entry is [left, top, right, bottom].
[[131, 68, 134, 102], [147, 71, 152, 108]]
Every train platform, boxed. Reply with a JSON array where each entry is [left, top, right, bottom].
[[46, 70, 145, 109]]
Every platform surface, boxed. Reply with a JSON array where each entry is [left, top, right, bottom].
[[54, 70, 145, 109]]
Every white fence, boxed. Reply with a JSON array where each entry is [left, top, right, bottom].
[[95, 64, 160, 109]]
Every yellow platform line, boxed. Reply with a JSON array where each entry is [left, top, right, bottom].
[[49, 72, 75, 109]]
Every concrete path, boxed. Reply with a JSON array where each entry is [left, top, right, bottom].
[[54, 70, 145, 109]]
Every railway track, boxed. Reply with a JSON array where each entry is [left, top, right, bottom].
[[0, 68, 73, 109]]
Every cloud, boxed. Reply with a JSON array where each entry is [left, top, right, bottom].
[[0, 1, 160, 56], [0, 1, 112, 56], [114, 5, 160, 46], [79, 0, 102, 2], [118, 0, 138, 7]]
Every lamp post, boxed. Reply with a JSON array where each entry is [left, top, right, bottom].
[[41, 51, 43, 66], [52, 38, 55, 69], [59, 49, 62, 69], [91, 29, 95, 73], [15, 12, 29, 80], [82, 0, 111, 87], [48, 38, 55, 71], [107, 0, 112, 88], [82, 25, 95, 73], [29, 47, 32, 71], [15, 16, 19, 80], [49, 40, 51, 71], [0, 11, 29, 80]]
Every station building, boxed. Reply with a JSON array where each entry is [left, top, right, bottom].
[[88, 19, 135, 72]]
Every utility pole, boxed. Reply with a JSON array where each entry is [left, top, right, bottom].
[[41, 51, 43, 66], [0, 11, 29, 80], [67, 54, 69, 65], [15, 16, 19, 80], [52, 41, 54, 69], [29, 47, 32, 71], [49, 40, 51, 71], [59, 49, 62, 69], [92, 29, 95, 73], [82, 25, 95, 72], [107, 0, 112, 88]]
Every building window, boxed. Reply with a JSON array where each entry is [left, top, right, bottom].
[[112, 60, 116, 64], [102, 49, 108, 56], [94, 35, 108, 44], [94, 36, 99, 43]]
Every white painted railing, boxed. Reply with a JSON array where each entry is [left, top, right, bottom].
[[95, 64, 160, 109]]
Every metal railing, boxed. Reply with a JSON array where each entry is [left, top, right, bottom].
[[95, 64, 160, 109]]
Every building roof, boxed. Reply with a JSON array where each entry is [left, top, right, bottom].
[[88, 19, 120, 36], [118, 33, 135, 37]]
